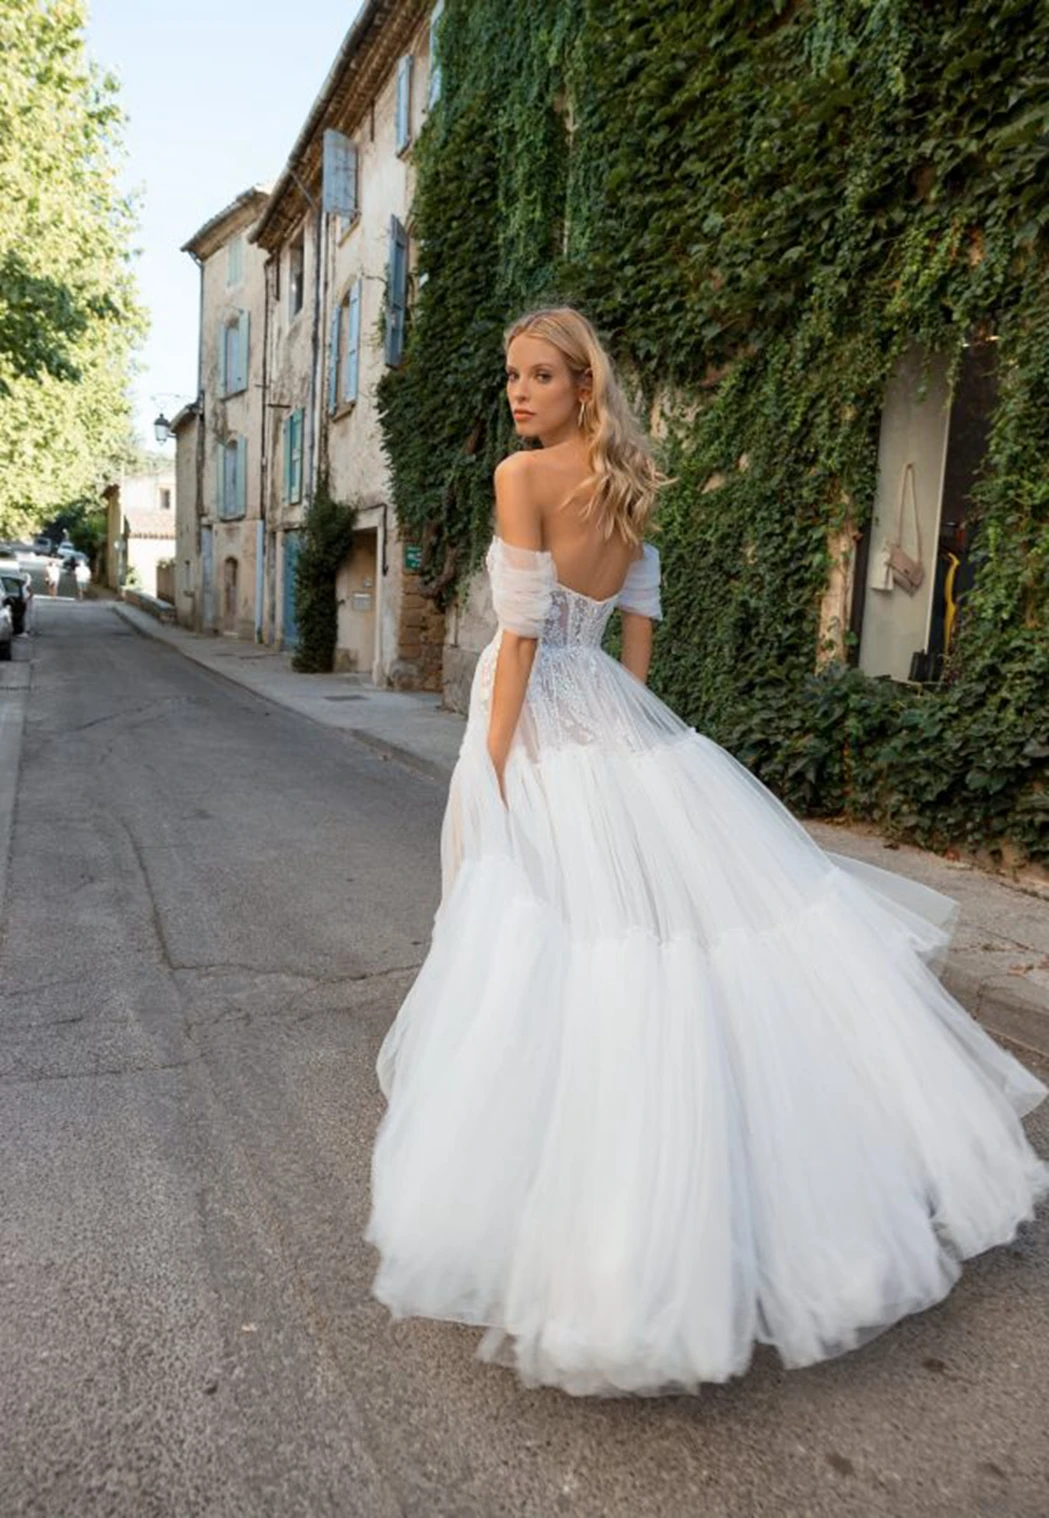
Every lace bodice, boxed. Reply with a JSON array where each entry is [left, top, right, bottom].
[[485, 537, 661, 650]]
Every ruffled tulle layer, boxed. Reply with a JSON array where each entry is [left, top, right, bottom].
[[368, 661, 1048, 1396]]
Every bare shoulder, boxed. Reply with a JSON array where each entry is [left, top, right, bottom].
[[494, 450, 542, 486], [493, 451, 544, 545]]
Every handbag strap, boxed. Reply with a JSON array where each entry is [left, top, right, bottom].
[[893, 462, 922, 562]]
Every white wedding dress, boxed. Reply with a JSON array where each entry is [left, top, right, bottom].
[[367, 536, 1048, 1396]]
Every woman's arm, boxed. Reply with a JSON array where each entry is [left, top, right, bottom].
[[487, 457, 542, 796], [620, 611, 653, 684]]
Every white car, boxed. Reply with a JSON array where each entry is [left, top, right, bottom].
[[0, 601, 12, 660]]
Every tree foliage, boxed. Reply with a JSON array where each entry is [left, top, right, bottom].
[[0, 0, 144, 535], [379, 0, 1049, 863]]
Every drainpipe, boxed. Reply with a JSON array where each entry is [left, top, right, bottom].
[[189, 250, 206, 629], [306, 198, 325, 506], [257, 254, 272, 643]]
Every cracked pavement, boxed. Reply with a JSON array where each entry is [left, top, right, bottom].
[[1, 601, 1047, 1518]]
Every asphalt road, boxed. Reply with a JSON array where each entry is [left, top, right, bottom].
[[1, 602, 1047, 1518]]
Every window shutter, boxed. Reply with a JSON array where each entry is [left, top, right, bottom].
[[236, 437, 248, 514], [347, 141, 359, 218], [345, 278, 361, 402], [386, 218, 408, 365], [328, 305, 341, 413], [290, 409, 304, 504], [235, 310, 250, 392], [427, 1, 444, 109], [217, 319, 227, 395], [281, 417, 290, 504], [216, 445, 225, 516], [395, 55, 413, 152], [322, 129, 356, 217]]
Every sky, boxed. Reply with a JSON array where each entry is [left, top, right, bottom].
[[85, 0, 366, 449]]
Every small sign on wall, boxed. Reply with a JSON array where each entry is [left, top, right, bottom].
[[351, 591, 372, 612], [403, 544, 422, 572]]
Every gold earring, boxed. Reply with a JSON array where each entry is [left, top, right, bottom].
[[578, 400, 588, 428]]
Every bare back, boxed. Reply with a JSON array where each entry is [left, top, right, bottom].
[[522, 446, 641, 601]]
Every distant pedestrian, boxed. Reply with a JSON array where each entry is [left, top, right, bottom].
[[45, 558, 61, 598], [74, 559, 90, 600]]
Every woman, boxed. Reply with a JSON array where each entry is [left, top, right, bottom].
[[367, 305, 1047, 1397]]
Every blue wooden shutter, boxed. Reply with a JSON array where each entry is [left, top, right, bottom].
[[217, 319, 227, 395], [395, 55, 413, 152], [323, 129, 355, 217], [347, 142, 359, 217], [216, 445, 225, 516], [235, 310, 250, 392], [427, 2, 444, 109], [290, 409, 303, 503], [236, 437, 248, 514], [386, 218, 408, 365], [328, 305, 341, 413], [345, 279, 361, 402], [281, 417, 291, 504]]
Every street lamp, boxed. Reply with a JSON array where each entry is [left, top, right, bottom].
[[153, 412, 173, 445]]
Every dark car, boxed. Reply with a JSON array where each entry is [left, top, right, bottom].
[[0, 569, 32, 635]]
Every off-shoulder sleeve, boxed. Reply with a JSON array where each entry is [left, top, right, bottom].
[[617, 543, 662, 620], [485, 536, 555, 637]]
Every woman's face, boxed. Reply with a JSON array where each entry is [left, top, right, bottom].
[[505, 334, 588, 448]]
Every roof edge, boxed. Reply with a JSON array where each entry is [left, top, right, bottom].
[[181, 186, 272, 259], [250, 0, 386, 248]]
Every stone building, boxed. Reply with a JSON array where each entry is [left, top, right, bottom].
[[103, 470, 176, 597], [250, 0, 445, 687], [177, 187, 270, 637]]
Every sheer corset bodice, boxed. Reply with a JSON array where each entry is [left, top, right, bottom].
[[478, 535, 680, 755], [538, 582, 618, 650], [484, 535, 662, 652]]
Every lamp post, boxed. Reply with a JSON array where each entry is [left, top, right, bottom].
[[153, 413, 173, 446]]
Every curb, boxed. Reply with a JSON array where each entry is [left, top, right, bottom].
[[112, 602, 453, 787]]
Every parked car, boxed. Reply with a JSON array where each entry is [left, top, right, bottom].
[[0, 601, 12, 660], [32, 534, 53, 556], [0, 570, 33, 634]]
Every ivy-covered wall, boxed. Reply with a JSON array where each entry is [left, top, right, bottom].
[[378, 0, 1049, 865]]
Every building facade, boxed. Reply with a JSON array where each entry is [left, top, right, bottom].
[[250, 0, 445, 686], [178, 188, 270, 637], [103, 470, 176, 597]]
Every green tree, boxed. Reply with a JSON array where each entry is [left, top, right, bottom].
[[0, 0, 144, 537]]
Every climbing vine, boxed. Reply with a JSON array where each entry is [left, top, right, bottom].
[[292, 479, 356, 673], [379, 0, 1049, 864]]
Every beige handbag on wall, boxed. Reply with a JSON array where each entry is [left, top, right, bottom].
[[886, 462, 925, 595]]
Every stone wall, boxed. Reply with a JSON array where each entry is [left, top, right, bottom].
[[392, 573, 445, 692]]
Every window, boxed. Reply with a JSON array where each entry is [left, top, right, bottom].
[[385, 217, 409, 366], [288, 231, 305, 318], [395, 54, 413, 154], [282, 409, 304, 504], [218, 310, 249, 396], [159, 488, 172, 511], [217, 437, 247, 519], [227, 234, 244, 287], [329, 278, 362, 412], [427, 2, 444, 110]]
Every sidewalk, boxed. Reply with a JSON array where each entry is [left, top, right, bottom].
[[114, 601, 1049, 1061]]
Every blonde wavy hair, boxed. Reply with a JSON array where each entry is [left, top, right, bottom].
[[502, 305, 670, 545]]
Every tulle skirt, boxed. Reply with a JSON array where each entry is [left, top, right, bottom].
[[367, 642, 1048, 1396]]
